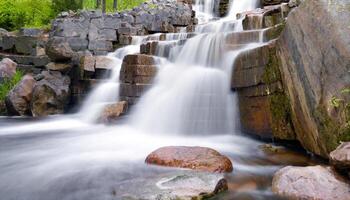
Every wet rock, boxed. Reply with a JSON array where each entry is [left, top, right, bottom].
[[262, 0, 287, 6], [5, 75, 36, 116], [113, 171, 228, 200], [31, 71, 70, 117], [330, 142, 350, 173], [272, 166, 350, 200], [80, 55, 96, 74], [99, 101, 128, 123], [46, 38, 75, 62], [213, 0, 230, 17], [0, 58, 17, 80], [95, 56, 115, 70], [119, 54, 157, 105], [276, 0, 350, 157], [123, 54, 155, 66], [146, 146, 233, 173]]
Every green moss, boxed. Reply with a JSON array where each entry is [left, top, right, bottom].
[[314, 107, 340, 151], [262, 48, 281, 84], [263, 47, 295, 139], [269, 92, 295, 139]]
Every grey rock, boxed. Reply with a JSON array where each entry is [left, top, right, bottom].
[[88, 40, 113, 52], [272, 166, 350, 200], [19, 28, 44, 37], [31, 71, 70, 117], [46, 37, 75, 62], [113, 171, 228, 200]]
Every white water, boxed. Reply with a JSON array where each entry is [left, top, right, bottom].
[[0, 1, 294, 200], [79, 37, 144, 122]]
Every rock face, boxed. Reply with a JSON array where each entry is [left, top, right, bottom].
[[0, 29, 49, 74], [99, 101, 128, 123], [31, 71, 70, 117], [276, 0, 350, 157], [330, 142, 350, 172], [50, 0, 196, 55], [145, 146, 233, 173], [5, 75, 36, 116], [113, 171, 228, 200], [214, 0, 230, 17], [119, 54, 157, 105], [272, 166, 350, 200], [0, 58, 17, 80]]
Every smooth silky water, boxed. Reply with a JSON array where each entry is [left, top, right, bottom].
[[0, 0, 321, 199]]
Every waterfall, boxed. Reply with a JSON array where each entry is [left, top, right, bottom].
[[0, 1, 297, 200], [79, 37, 144, 122], [228, 0, 260, 18]]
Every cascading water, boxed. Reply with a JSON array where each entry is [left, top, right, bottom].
[[0, 1, 317, 200], [79, 37, 144, 122]]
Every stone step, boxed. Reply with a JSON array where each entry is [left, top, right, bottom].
[[239, 3, 290, 30], [0, 52, 50, 67]]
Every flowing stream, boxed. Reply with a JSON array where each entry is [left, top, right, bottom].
[[0, 0, 320, 199]]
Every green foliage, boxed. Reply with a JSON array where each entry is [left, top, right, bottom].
[[0, 0, 146, 31], [0, 0, 54, 30], [83, 0, 146, 12], [330, 96, 343, 108], [0, 70, 23, 101], [0, 1, 27, 31]]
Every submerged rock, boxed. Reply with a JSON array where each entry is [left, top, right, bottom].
[[5, 75, 36, 116], [99, 101, 128, 123], [330, 142, 350, 173], [272, 165, 350, 200], [113, 171, 228, 200], [31, 71, 70, 117], [145, 146, 233, 173], [0, 58, 17, 80]]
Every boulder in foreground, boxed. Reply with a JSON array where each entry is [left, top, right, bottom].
[[330, 142, 350, 173], [146, 146, 233, 173], [113, 171, 228, 200], [272, 165, 350, 200]]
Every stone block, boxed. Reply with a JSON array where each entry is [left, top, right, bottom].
[[119, 83, 151, 97]]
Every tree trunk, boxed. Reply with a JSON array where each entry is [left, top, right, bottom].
[[113, 0, 118, 11], [102, 0, 106, 13], [96, 0, 101, 9]]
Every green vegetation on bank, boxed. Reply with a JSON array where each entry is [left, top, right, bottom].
[[0, 71, 23, 101], [0, 0, 146, 31]]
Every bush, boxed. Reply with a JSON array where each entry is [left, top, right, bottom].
[[0, 1, 27, 31], [0, 70, 23, 101]]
